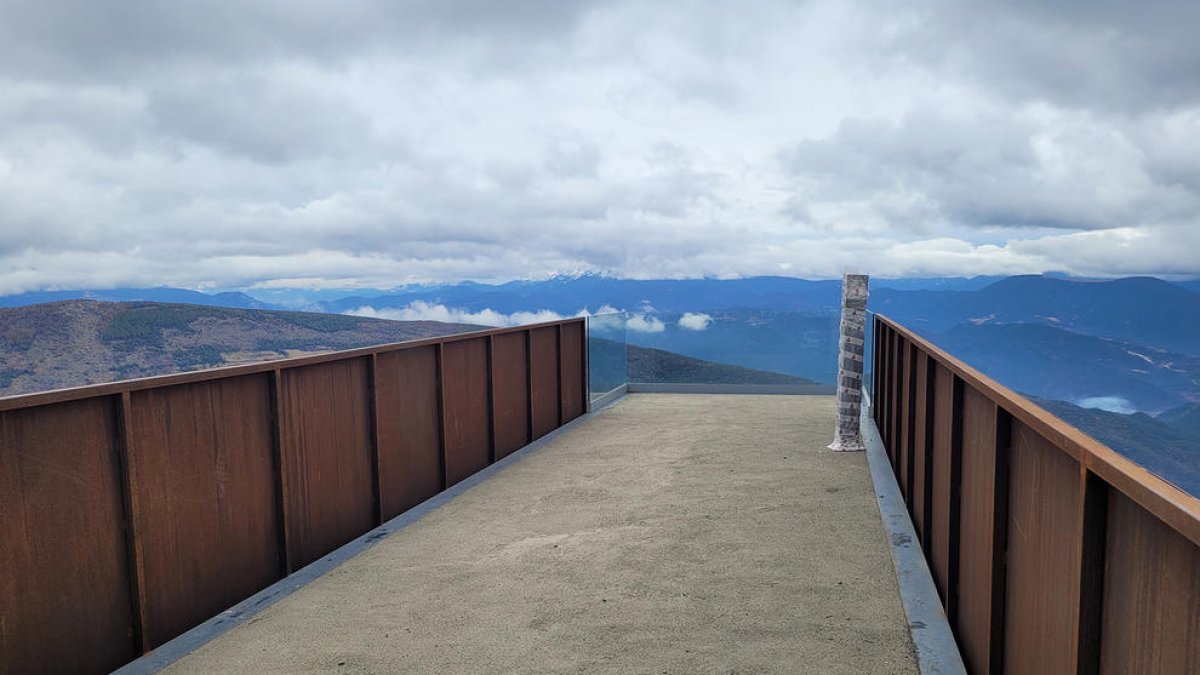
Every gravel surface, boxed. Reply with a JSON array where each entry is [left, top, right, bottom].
[[169, 394, 916, 674]]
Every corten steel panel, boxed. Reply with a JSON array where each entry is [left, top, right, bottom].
[[887, 328, 895, 448], [883, 328, 890, 446], [875, 325, 885, 430], [442, 337, 491, 486], [898, 339, 912, 501], [491, 332, 530, 460], [872, 320, 882, 424], [957, 387, 1000, 675], [530, 326, 560, 440], [0, 399, 137, 674], [875, 325, 885, 429], [375, 346, 443, 520], [931, 364, 955, 603], [1003, 421, 1081, 675], [278, 359, 376, 568], [1101, 492, 1200, 674], [906, 344, 920, 512], [129, 376, 281, 649], [884, 330, 893, 456], [559, 322, 585, 423], [912, 352, 930, 542], [879, 327, 888, 442], [879, 314, 1200, 551], [882, 327, 891, 445], [888, 328, 897, 447], [891, 334, 903, 469]]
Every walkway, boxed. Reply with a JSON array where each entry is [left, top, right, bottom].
[[168, 394, 916, 674]]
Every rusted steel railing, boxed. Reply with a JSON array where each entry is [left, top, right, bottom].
[[0, 318, 587, 674], [873, 314, 1200, 674]]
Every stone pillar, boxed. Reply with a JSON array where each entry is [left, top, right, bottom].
[[829, 274, 868, 452]]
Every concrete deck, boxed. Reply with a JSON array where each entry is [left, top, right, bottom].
[[167, 395, 917, 674]]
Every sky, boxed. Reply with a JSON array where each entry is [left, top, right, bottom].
[[1, 0, 1198, 293]]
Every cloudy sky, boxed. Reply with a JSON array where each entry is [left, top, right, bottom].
[[1, 0, 1197, 293]]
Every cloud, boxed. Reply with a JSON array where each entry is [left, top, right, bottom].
[[678, 312, 713, 330], [875, 1, 1200, 113], [779, 105, 1198, 235], [347, 302, 570, 327], [0, 1, 601, 83], [0, 0, 1197, 292], [626, 314, 666, 333], [1075, 396, 1138, 415]]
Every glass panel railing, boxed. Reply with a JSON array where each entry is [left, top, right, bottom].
[[587, 311, 628, 402], [618, 308, 841, 387]]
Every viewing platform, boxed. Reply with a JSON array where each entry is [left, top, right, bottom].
[[7, 309, 1200, 673], [162, 394, 917, 673]]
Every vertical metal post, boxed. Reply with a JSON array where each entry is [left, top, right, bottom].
[[581, 318, 591, 413], [829, 273, 869, 451], [524, 329, 534, 443], [1076, 469, 1108, 675], [268, 368, 293, 575], [486, 335, 497, 464], [115, 391, 150, 653], [555, 324, 564, 427], [436, 342, 448, 490], [367, 354, 383, 526]]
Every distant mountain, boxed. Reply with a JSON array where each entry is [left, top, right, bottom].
[[326, 275, 846, 315], [1175, 280, 1200, 295], [587, 337, 816, 392], [1158, 403, 1200, 436], [874, 275, 1200, 357], [934, 322, 1200, 413], [8, 275, 1197, 326], [0, 300, 806, 399], [241, 287, 397, 311], [0, 301, 473, 397], [9, 274, 1200, 408], [246, 275, 999, 313], [622, 308, 840, 385], [0, 287, 277, 310], [1036, 398, 1200, 497], [870, 276, 1006, 291], [628, 344, 816, 385]]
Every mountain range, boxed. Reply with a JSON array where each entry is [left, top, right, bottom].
[[0, 301, 802, 398], [4, 274, 1199, 406], [1035, 398, 1200, 497], [1175, 279, 1200, 295], [1159, 402, 1200, 437], [931, 322, 1200, 413], [873, 275, 1200, 358], [3, 274, 1200, 495], [0, 287, 272, 310], [0, 301, 470, 396], [2, 274, 1197, 314], [325, 276, 846, 315]]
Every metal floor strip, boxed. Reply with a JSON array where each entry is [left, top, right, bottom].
[[862, 394, 967, 674]]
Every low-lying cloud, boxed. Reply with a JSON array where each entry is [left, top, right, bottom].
[[348, 302, 708, 337], [1075, 396, 1138, 415], [625, 313, 666, 333], [347, 302, 573, 327], [678, 312, 713, 330]]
